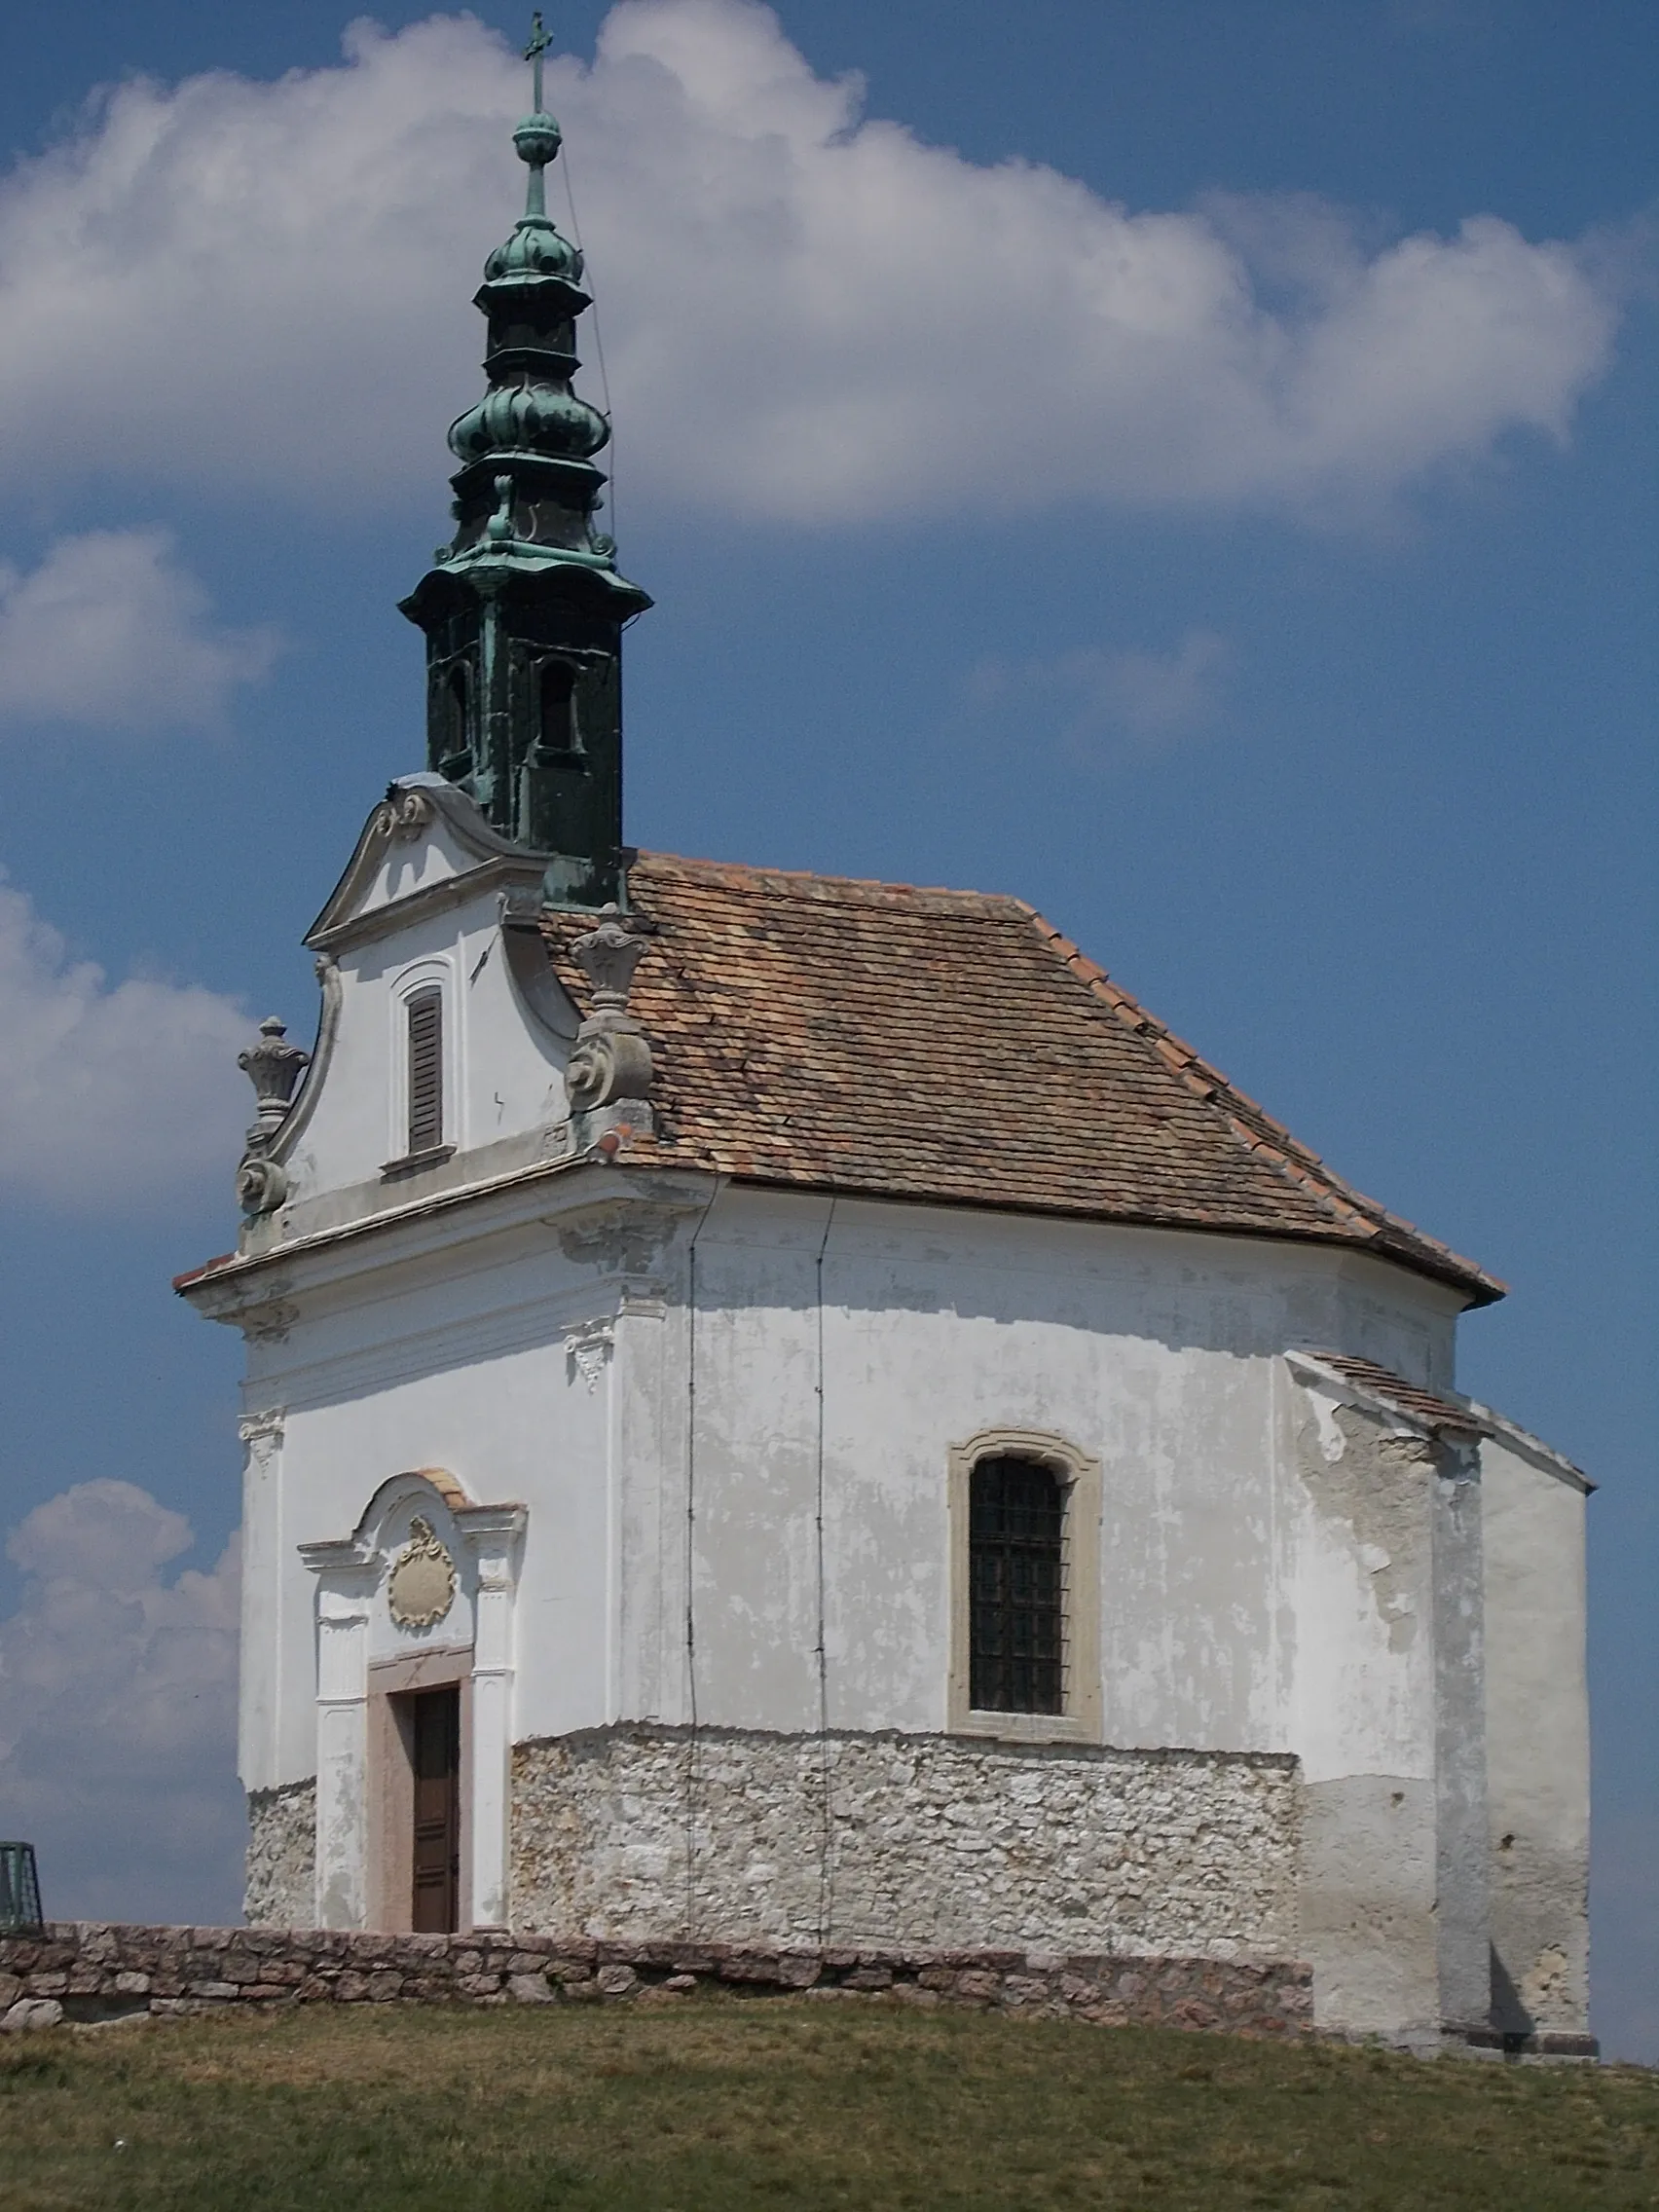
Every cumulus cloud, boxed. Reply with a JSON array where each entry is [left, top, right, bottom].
[[0, 1481, 242, 1925], [0, 2, 1624, 527], [971, 629, 1232, 757], [0, 875, 249, 1210], [0, 530, 279, 731]]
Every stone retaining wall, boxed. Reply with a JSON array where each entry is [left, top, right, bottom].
[[0, 1923, 1312, 2039], [511, 1725, 1301, 1957]]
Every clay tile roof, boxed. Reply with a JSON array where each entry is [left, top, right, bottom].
[[541, 853, 1503, 1306], [1300, 1352, 1490, 1434]]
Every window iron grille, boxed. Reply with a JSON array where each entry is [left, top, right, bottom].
[[969, 1455, 1065, 1714], [0, 1841, 43, 1934]]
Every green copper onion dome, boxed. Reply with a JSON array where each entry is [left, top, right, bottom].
[[481, 210, 583, 285], [398, 13, 651, 906], [443, 78, 609, 481], [478, 110, 583, 285], [448, 377, 608, 466]]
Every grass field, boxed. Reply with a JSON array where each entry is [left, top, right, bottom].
[[2, 1998, 1656, 2210]]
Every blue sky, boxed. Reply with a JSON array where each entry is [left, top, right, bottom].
[[0, 0, 1652, 2054]]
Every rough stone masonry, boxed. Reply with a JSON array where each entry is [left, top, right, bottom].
[[0, 1922, 1312, 2038], [507, 1726, 1303, 1957]]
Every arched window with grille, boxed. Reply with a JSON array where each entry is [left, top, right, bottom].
[[406, 987, 444, 1156], [949, 1430, 1102, 1741], [969, 1455, 1065, 1714]]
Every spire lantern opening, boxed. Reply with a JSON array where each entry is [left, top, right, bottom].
[[398, 13, 650, 908]]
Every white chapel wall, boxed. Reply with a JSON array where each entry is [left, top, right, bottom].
[[1481, 1423, 1591, 2035], [647, 1190, 1463, 1760], [239, 1217, 625, 1799], [282, 883, 572, 1207], [231, 1149, 1497, 1994], [241, 1178, 1465, 1790]]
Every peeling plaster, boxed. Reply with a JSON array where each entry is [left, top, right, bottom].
[[1300, 1401, 1436, 1657]]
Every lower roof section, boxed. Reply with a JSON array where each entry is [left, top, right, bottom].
[[536, 853, 1503, 1308]]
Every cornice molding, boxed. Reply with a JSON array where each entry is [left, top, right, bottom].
[[178, 1161, 720, 1318]]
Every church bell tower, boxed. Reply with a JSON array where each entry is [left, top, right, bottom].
[[398, 15, 650, 907]]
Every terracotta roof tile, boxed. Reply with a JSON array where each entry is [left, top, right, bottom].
[[1301, 1352, 1490, 1434], [541, 853, 1503, 1305]]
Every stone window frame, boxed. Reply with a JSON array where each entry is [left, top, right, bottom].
[[366, 1642, 474, 1936], [947, 1427, 1103, 1744]]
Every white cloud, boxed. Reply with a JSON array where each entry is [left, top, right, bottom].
[[0, 530, 278, 731], [0, 1481, 242, 1926], [0, 2, 1624, 528], [0, 874, 249, 1210], [971, 629, 1232, 756]]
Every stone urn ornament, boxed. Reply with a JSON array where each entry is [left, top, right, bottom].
[[235, 1017, 311, 1216], [565, 904, 653, 1113]]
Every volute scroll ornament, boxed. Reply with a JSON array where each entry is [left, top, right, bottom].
[[371, 785, 435, 843], [387, 1516, 458, 1631], [565, 1028, 653, 1115], [236, 1151, 288, 1216]]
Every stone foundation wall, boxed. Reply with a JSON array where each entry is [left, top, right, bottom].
[[510, 1725, 1300, 1959], [0, 1923, 1312, 2040], [244, 1778, 315, 1927]]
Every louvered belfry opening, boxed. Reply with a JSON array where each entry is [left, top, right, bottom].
[[406, 989, 444, 1155], [970, 1455, 1066, 1714]]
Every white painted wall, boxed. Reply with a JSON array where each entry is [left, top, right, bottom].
[[1483, 1422, 1592, 2033], [238, 1220, 627, 1790], [284, 884, 571, 1204], [233, 1175, 1469, 1802], [645, 1190, 1462, 1759]]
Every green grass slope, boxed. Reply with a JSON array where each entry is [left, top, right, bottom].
[[2, 1999, 1656, 2210]]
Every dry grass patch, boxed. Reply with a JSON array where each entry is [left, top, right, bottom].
[[1, 1997, 1656, 2209]]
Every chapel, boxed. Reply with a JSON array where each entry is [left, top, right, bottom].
[[177, 41, 1593, 2054]]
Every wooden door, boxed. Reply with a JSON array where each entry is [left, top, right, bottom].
[[410, 1684, 461, 1934]]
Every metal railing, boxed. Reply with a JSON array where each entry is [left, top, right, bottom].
[[0, 1842, 43, 1933]]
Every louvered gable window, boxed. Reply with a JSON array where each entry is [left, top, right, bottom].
[[406, 988, 444, 1156]]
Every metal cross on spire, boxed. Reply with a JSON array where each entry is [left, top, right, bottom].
[[525, 12, 552, 112]]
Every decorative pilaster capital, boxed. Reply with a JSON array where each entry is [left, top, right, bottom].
[[238, 1407, 286, 1453], [563, 1316, 614, 1392]]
